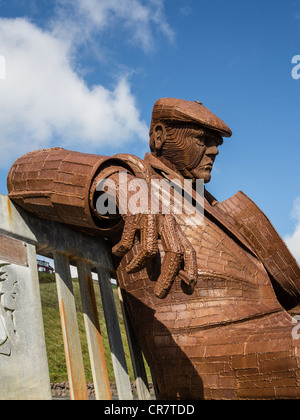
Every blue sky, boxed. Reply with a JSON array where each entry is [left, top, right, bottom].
[[0, 0, 300, 261]]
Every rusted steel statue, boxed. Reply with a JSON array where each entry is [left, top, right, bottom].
[[7, 98, 300, 399]]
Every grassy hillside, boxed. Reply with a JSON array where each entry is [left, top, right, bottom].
[[39, 272, 146, 384]]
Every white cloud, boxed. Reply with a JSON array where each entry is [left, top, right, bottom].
[[53, 0, 175, 53], [285, 197, 300, 263], [0, 1, 174, 169], [0, 17, 149, 168]]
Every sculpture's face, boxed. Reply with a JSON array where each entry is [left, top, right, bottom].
[[183, 127, 222, 183], [163, 124, 223, 183]]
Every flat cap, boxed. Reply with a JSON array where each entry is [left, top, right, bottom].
[[150, 98, 232, 137]]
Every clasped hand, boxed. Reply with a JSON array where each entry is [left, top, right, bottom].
[[112, 213, 198, 299]]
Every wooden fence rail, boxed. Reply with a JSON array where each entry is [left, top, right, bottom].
[[0, 194, 153, 400]]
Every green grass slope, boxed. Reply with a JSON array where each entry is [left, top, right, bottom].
[[39, 272, 145, 384]]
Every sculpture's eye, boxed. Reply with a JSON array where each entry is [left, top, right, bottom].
[[195, 137, 205, 147]]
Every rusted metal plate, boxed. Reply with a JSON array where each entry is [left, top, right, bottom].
[[7, 148, 107, 231], [0, 233, 27, 267]]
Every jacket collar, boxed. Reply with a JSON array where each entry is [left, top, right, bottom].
[[144, 153, 256, 256]]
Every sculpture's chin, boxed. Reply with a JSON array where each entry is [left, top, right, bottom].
[[191, 168, 212, 184]]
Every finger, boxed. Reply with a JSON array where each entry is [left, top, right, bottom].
[[153, 215, 183, 299], [126, 214, 158, 273], [154, 252, 182, 299], [176, 224, 198, 287], [112, 214, 140, 257], [159, 214, 183, 254]]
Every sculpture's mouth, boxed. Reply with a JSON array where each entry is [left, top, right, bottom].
[[198, 161, 214, 172], [203, 163, 213, 170]]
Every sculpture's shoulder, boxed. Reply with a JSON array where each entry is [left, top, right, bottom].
[[216, 190, 273, 231], [217, 191, 300, 309], [215, 190, 281, 249]]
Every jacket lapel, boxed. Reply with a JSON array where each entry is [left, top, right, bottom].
[[144, 153, 256, 256]]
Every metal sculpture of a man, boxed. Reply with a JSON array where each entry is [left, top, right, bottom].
[[7, 98, 300, 399]]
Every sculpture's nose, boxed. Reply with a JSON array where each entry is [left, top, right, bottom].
[[206, 145, 219, 157]]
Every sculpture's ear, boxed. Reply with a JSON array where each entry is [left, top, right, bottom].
[[152, 123, 166, 151]]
